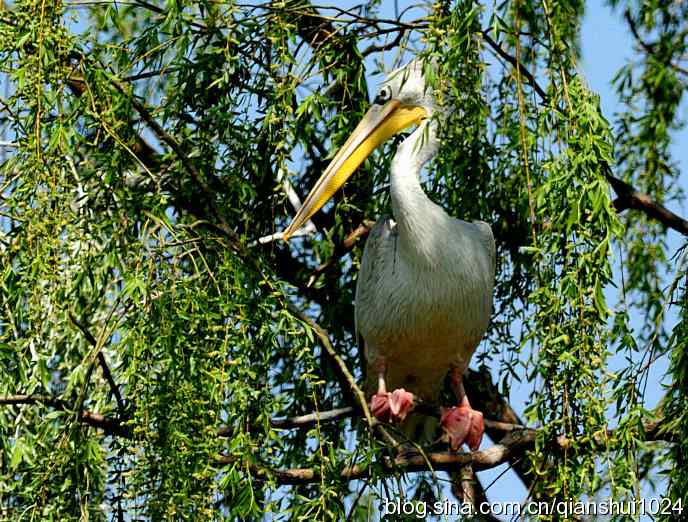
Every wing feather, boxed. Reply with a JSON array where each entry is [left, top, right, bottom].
[[355, 216, 396, 342]]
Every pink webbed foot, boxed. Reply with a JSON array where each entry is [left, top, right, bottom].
[[371, 391, 392, 423], [440, 404, 484, 451], [370, 389, 415, 423], [390, 389, 414, 421]]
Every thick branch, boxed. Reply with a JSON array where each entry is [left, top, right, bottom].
[[451, 466, 501, 522], [0, 395, 130, 438], [606, 173, 688, 235], [217, 429, 536, 485], [464, 367, 532, 486], [2, 393, 673, 488]]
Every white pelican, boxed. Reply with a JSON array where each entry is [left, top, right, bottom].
[[283, 60, 495, 451]]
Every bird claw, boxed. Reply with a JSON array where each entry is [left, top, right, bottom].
[[389, 388, 414, 421], [440, 405, 484, 451], [370, 389, 415, 423], [371, 392, 392, 422]]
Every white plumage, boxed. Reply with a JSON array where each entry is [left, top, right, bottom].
[[285, 60, 496, 450]]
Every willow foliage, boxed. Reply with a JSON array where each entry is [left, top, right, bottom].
[[1, 0, 687, 520]]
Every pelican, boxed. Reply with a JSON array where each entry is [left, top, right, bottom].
[[283, 60, 495, 451]]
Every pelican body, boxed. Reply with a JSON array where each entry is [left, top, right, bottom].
[[284, 60, 495, 450]]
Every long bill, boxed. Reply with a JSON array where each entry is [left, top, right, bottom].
[[282, 99, 427, 241]]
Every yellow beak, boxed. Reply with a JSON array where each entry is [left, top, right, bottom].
[[282, 99, 428, 241]]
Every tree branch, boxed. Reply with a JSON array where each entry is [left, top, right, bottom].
[[0, 395, 131, 438], [217, 429, 536, 485], [106, 79, 246, 249], [464, 366, 532, 486], [606, 172, 688, 235], [216, 402, 524, 437], [362, 27, 407, 56], [451, 465, 501, 522], [218, 412, 675, 485], [69, 313, 126, 413], [287, 304, 376, 429], [218, 406, 356, 436], [481, 32, 548, 101], [2, 392, 673, 488], [108, 81, 203, 189], [308, 220, 375, 282]]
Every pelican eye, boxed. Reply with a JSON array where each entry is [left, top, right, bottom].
[[373, 86, 392, 105]]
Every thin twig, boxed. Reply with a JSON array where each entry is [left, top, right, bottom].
[[481, 31, 548, 101], [287, 304, 376, 429], [309, 220, 375, 281], [69, 313, 126, 412], [217, 406, 355, 436], [362, 28, 407, 56], [624, 10, 688, 77]]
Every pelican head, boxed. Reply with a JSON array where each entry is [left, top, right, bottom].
[[283, 60, 437, 240]]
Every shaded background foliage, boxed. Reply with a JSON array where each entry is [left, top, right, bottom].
[[1, 0, 687, 520]]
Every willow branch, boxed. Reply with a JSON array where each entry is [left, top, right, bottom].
[[109, 81, 202, 187], [481, 30, 688, 236], [287, 304, 376, 429], [2, 393, 673, 487], [107, 80, 246, 250], [69, 313, 126, 412], [624, 10, 688, 77]]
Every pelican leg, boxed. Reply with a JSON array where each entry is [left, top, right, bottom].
[[370, 358, 392, 422], [440, 367, 484, 451], [369, 357, 415, 423]]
